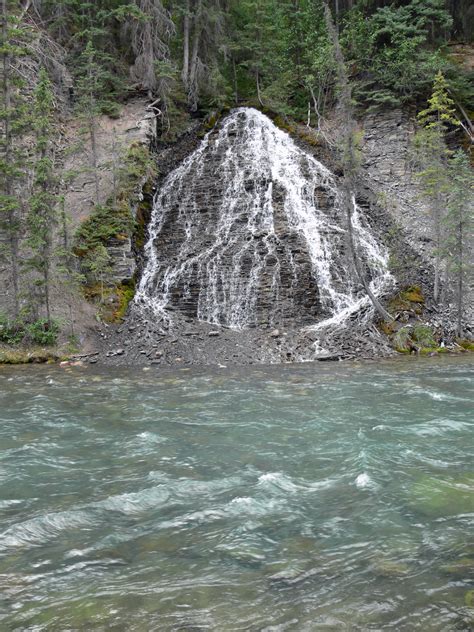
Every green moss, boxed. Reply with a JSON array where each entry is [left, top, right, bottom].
[[372, 559, 410, 578], [389, 285, 425, 313], [466, 590, 474, 607], [273, 115, 296, 134], [379, 320, 396, 336], [440, 558, 474, 577], [297, 129, 322, 147], [401, 286, 424, 303], [113, 281, 135, 321], [458, 339, 474, 351], [204, 111, 220, 129], [0, 347, 65, 365]]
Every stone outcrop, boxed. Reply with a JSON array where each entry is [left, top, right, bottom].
[[136, 108, 393, 333], [361, 108, 473, 326]]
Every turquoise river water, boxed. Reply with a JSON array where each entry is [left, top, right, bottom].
[[0, 357, 473, 631]]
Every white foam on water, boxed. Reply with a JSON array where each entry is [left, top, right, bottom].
[[355, 472, 376, 489]]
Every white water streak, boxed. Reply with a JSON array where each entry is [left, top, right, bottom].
[[136, 108, 393, 331]]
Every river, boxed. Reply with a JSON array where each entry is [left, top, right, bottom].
[[0, 356, 473, 630]]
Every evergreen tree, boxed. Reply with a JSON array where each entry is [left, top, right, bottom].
[[0, 0, 30, 318], [444, 150, 473, 337], [128, 0, 174, 99], [82, 242, 112, 303], [75, 38, 120, 205], [26, 67, 58, 325], [232, 0, 276, 107], [413, 71, 460, 303]]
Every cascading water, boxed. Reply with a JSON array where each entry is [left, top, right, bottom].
[[136, 108, 393, 334]]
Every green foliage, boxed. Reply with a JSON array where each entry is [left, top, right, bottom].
[[0, 315, 25, 345], [24, 0, 473, 125], [0, 1, 32, 316], [0, 315, 60, 346], [417, 71, 459, 130], [412, 324, 437, 348], [75, 205, 133, 255], [74, 142, 155, 302], [443, 149, 474, 335], [393, 326, 413, 351], [413, 73, 465, 305], [393, 323, 437, 352], [341, 0, 461, 109], [75, 143, 155, 257], [25, 319, 60, 346], [80, 243, 112, 298], [26, 67, 59, 321]]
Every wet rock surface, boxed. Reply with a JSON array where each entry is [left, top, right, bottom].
[[90, 107, 465, 368]]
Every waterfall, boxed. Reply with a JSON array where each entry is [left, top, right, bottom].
[[135, 108, 393, 333]]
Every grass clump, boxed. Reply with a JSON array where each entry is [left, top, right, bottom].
[[457, 339, 474, 351], [393, 326, 413, 352], [412, 324, 436, 348], [0, 348, 63, 364]]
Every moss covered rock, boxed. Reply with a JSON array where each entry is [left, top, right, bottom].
[[407, 474, 474, 518], [440, 557, 474, 578]]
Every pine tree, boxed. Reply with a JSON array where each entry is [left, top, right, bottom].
[[128, 0, 174, 99], [26, 67, 58, 325], [414, 71, 460, 303], [75, 38, 118, 205], [0, 0, 30, 318], [444, 150, 473, 337], [417, 71, 459, 130]]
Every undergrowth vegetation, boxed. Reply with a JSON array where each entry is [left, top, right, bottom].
[[0, 316, 60, 347]]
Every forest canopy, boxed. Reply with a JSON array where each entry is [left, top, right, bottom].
[[13, 0, 474, 126]]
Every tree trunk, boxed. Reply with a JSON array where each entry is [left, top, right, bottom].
[[232, 55, 238, 105], [457, 218, 463, 337], [323, 2, 392, 322], [44, 265, 51, 324], [433, 200, 441, 302], [89, 115, 100, 205], [188, 0, 202, 110], [344, 181, 393, 322], [256, 68, 263, 107], [181, 0, 190, 86]]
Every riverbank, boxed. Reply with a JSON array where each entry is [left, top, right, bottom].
[[1, 332, 472, 369]]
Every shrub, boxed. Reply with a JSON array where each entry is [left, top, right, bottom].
[[0, 315, 25, 345], [393, 326, 412, 351], [412, 324, 437, 348], [0, 316, 60, 347]]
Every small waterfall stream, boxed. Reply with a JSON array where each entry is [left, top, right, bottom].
[[136, 108, 393, 333]]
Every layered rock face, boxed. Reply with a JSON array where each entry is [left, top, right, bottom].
[[136, 108, 392, 330]]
